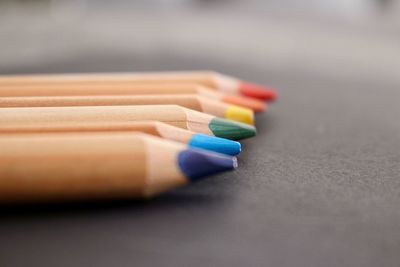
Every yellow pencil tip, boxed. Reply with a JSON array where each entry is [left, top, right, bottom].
[[225, 105, 255, 125]]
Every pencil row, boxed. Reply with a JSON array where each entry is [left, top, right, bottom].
[[0, 71, 276, 203]]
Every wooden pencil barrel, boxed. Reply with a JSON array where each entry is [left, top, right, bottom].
[[0, 133, 187, 202], [0, 95, 227, 118], [0, 72, 218, 86], [0, 72, 238, 93], [0, 121, 193, 144], [0, 83, 219, 97], [0, 105, 214, 136]]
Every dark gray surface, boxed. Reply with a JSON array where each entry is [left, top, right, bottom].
[[1, 59, 400, 267], [1, 2, 400, 267]]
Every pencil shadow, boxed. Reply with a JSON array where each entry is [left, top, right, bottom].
[[0, 189, 228, 222]]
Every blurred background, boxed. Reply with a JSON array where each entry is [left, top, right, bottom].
[[1, 0, 400, 86]]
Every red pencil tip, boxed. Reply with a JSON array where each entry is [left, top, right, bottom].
[[239, 82, 278, 102]]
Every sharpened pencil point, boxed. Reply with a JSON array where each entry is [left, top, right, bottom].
[[178, 149, 237, 182], [209, 118, 256, 140], [189, 134, 241, 155], [225, 105, 255, 125], [239, 82, 277, 101]]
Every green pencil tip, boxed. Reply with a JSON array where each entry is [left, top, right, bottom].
[[209, 118, 256, 140]]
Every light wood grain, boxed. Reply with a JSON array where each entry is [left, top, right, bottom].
[[0, 105, 214, 135], [0, 71, 241, 93], [0, 82, 266, 112], [0, 132, 187, 202], [0, 121, 194, 144], [0, 94, 229, 118], [0, 83, 221, 97]]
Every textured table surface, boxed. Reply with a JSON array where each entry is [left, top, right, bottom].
[[1, 2, 400, 267]]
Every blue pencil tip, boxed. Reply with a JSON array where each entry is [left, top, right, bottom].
[[178, 149, 237, 182], [188, 134, 241, 155]]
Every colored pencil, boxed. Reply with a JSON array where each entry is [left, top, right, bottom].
[[0, 121, 241, 155], [0, 132, 237, 202], [0, 94, 254, 125], [0, 83, 267, 112], [0, 105, 256, 140], [0, 71, 277, 101]]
